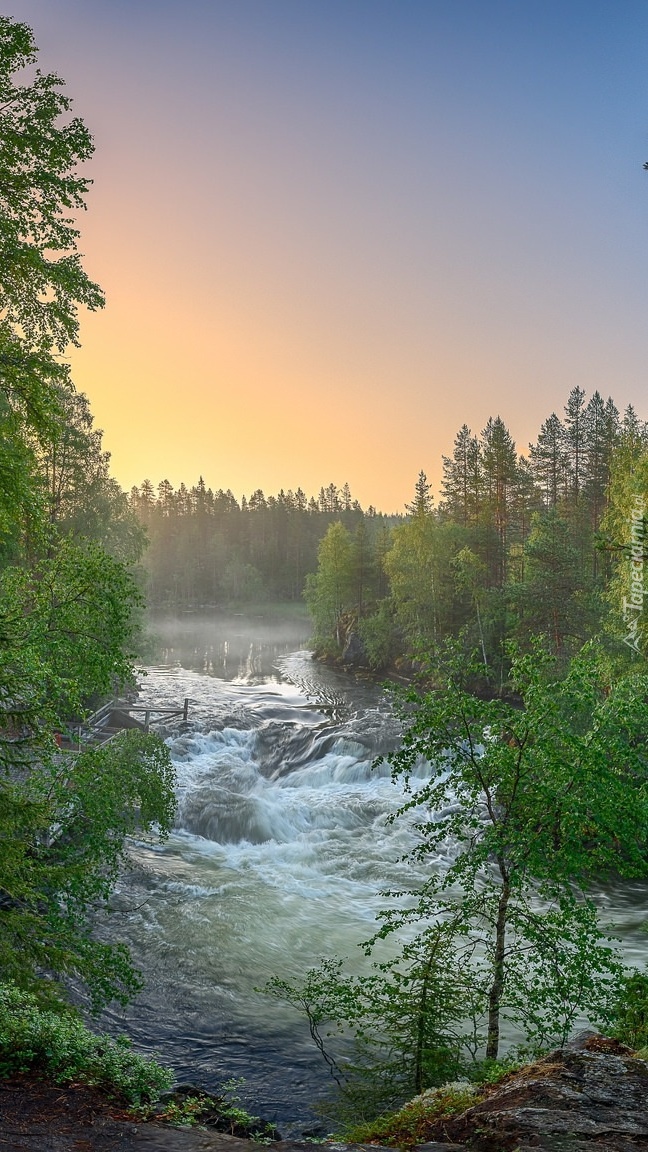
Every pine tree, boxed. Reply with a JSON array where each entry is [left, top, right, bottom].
[[481, 416, 518, 585], [529, 413, 568, 508], [442, 425, 483, 526], [564, 387, 587, 505], [407, 471, 434, 517]]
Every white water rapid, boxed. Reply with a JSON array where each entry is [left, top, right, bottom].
[[95, 616, 648, 1131]]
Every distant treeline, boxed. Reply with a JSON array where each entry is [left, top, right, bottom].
[[128, 479, 399, 607], [129, 387, 648, 672]]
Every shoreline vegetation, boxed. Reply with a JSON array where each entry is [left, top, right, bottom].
[[130, 387, 648, 682], [3, 12, 648, 1149]]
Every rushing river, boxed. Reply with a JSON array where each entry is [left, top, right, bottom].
[[97, 613, 648, 1131]]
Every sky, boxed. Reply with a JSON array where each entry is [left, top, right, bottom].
[[7, 0, 648, 511]]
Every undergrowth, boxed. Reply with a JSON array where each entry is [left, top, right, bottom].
[[0, 982, 172, 1105], [343, 1082, 479, 1147]]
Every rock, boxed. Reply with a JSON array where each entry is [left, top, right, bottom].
[[415, 1144, 466, 1151], [342, 632, 366, 666], [155, 1084, 281, 1141], [132, 1130, 257, 1150], [435, 1034, 648, 1151]]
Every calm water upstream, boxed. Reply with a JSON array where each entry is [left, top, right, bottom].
[[96, 613, 648, 1130]]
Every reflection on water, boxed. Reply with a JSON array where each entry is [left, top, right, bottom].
[[149, 610, 312, 682]]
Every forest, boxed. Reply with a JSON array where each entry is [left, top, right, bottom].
[[4, 11, 648, 1139], [130, 387, 648, 674]]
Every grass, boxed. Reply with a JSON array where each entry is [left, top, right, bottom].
[[343, 1082, 479, 1147]]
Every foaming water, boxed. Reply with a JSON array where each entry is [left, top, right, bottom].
[[96, 624, 648, 1129], [97, 642, 419, 1125]]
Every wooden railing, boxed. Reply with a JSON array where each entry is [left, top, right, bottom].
[[68, 698, 190, 749]]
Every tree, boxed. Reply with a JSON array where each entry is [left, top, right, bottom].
[[33, 384, 145, 561], [480, 417, 518, 586], [383, 643, 648, 1058], [529, 413, 568, 509], [600, 442, 648, 660], [0, 16, 110, 555], [264, 926, 476, 1118], [451, 547, 489, 670], [0, 726, 174, 1009], [406, 471, 434, 518], [0, 546, 175, 1007], [442, 426, 483, 527], [0, 17, 103, 352], [304, 521, 355, 650], [563, 387, 587, 505], [0, 17, 175, 1012], [513, 510, 588, 656], [0, 540, 144, 716]]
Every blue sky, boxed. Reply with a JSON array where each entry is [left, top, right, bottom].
[[8, 0, 648, 508]]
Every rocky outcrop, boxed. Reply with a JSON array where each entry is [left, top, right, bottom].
[[4, 1036, 648, 1151], [434, 1032, 648, 1151]]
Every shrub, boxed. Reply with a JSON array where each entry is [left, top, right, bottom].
[[605, 970, 648, 1050], [0, 983, 173, 1105], [344, 1082, 478, 1147]]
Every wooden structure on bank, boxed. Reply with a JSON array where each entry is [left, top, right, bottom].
[[68, 697, 190, 749]]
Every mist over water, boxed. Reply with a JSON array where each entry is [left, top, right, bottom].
[[96, 613, 419, 1126], [97, 613, 648, 1129]]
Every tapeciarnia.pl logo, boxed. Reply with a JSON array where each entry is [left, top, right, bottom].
[[622, 494, 646, 654]]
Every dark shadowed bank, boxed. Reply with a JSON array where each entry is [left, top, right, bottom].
[[3, 1034, 648, 1151]]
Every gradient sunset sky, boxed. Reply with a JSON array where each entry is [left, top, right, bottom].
[[8, 0, 648, 511]]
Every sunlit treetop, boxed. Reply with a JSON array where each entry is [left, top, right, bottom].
[[0, 16, 104, 351]]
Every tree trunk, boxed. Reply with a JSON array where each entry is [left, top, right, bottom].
[[475, 598, 488, 671], [486, 877, 510, 1060], [413, 935, 443, 1094]]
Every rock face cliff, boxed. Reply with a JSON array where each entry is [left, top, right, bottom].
[[431, 1033, 648, 1151]]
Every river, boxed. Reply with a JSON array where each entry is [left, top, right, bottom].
[[96, 612, 648, 1132]]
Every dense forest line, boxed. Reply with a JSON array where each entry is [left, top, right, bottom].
[[128, 478, 398, 606], [129, 388, 648, 671], [304, 390, 648, 671]]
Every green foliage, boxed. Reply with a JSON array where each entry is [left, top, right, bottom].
[[0, 539, 174, 1010], [132, 478, 394, 610], [265, 644, 648, 1127], [468, 1055, 523, 1085], [343, 1082, 477, 1148], [0, 539, 143, 717], [152, 1078, 278, 1138], [0, 15, 174, 1015], [33, 384, 146, 563], [358, 601, 395, 670], [380, 641, 648, 1059], [155, 1095, 208, 1127], [0, 730, 175, 1009], [0, 16, 104, 352], [263, 926, 478, 1122], [512, 508, 588, 656], [605, 970, 648, 1050], [0, 983, 173, 1104], [304, 521, 355, 650], [600, 440, 648, 661]]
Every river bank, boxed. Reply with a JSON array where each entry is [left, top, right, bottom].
[[6, 1032, 648, 1150]]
